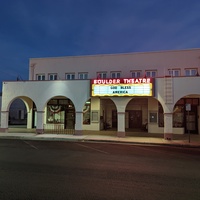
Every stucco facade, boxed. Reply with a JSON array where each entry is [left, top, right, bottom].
[[1, 49, 200, 139]]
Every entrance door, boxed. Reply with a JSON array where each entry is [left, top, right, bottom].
[[65, 109, 75, 129], [129, 110, 142, 129], [185, 106, 198, 134], [112, 110, 117, 128]]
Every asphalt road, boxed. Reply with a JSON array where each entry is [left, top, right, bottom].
[[0, 139, 200, 200]]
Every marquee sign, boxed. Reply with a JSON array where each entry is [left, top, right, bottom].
[[91, 78, 154, 97]]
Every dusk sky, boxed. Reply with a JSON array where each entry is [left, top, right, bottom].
[[1, 0, 200, 90]]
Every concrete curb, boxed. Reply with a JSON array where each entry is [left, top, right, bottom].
[[82, 138, 200, 148], [0, 133, 200, 148]]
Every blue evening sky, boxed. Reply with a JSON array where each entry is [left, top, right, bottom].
[[0, 0, 200, 90]]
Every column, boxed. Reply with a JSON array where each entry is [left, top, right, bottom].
[[27, 110, 33, 129], [0, 111, 9, 132], [74, 111, 83, 135], [36, 111, 44, 134], [117, 112, 126, 137], [164, 113, 173, 140]]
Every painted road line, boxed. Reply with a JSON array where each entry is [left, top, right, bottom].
[[76, 143, 109, 154], [23, 141, 38, 150]]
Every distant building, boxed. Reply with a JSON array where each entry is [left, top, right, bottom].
[[1, 48, 200, 139]]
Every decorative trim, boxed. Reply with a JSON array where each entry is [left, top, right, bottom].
[[37, 111, 45, 113], [0, 128, 8, 133], [74, 130, 83, 135], [76, 111, 83, 114], [164, 133, 173, 140], [36, 129, 44, 134], [117, 131, 126, 137], [0, 111, 9, 113], [117, 112, 126, 114]]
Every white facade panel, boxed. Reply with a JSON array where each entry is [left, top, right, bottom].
[[29, 49, 200, 80], [1, 48, 200, 139]]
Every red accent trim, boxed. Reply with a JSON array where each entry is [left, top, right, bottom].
[[91, 78, 153, 84]]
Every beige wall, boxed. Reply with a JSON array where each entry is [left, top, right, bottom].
[[29, 49, 200, 80], [1, 49, 200, 135], [1, 76, 200, 134]]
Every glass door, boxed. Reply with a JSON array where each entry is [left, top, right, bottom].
[[185, 106, 198, 134]]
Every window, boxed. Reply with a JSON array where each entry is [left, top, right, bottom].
[[145, 70, 157, 77], [83, 99, 91, 124], [185, 68, 198, 76], [49, 74, 57, 80], [168, 69, 180, 77], [111, 71, 121, 78], [97, 72, 107, 79], [173, 105, 184, 127], [65, 73, 75, 80], [131, 70, 141, 78], [46, 98, 75, 128], [36, 74, 45, 81], [78, 72, 88, 79]]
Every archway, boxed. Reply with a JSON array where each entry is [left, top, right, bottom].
[[174, 95, 200, 134], [125, 97, 148, 132], [44, 96, 75, 133], [9, 99, 27, 127], [7, 96, 36, 133], [100, 98, 117, 130]]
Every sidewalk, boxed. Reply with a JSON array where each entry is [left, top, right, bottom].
[[0, 129, 200, 148]]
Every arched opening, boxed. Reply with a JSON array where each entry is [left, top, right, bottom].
[[174, 95, 199, 134], [125, 97, 148, 132], [44, 96, 75, 133], [100, 98, 117, 130], [9, 99, 27, 127], [8, 96, 36, 133]]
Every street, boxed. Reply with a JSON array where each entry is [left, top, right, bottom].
[[0, 139, 200, 200]]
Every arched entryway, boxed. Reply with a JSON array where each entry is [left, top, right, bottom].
[[44, 96, 75, 133], [7, 96, 36, 133], [100, 98, 117, 130], [125, 97, 148, 132], [9, 99, 27, 127], [174, 95, 199, 134]]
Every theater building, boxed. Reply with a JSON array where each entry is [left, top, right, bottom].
[[1, 48, 200, 139]]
